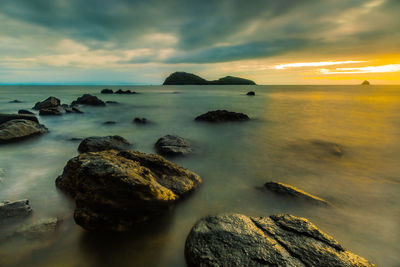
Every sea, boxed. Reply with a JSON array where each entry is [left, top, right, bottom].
[[0, 85, 399, 266]]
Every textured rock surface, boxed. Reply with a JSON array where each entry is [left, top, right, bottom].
[[18, 110, 34, 115], [0, 199, 32, 221], [39, 107, 63, 116], [78, 135, 131, 153], [0, 114, 39, 124], [71, 94, 105, 106], [265, 181, 329, 205], [185, 213, 374, 267], [195, 110, 250, 122], [33, 96, 61, 110], [56, 150, 202, 231], [155, 135, 192, 156], [0, 119, 48, 143]]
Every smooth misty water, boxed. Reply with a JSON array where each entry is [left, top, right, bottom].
[[0, 85, 399, 266]]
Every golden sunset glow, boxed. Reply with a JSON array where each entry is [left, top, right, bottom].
[[274, 61, 366, 70], [320, 64, 400, 74]]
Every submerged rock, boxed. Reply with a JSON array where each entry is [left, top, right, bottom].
[[101, 89, 114, 94], [7, 218, 60, 240], [56, 150, 202, 231], [71, 94, 105, 106], [133, 117, 147, 124], [0, 119, 48, 144], [265, 181, 329, 205], [247, 91, 255, 96], [18, 110, 34, 115], [33, 96, 61, 110], [155, 135, 192, 156], [78, 135, 131, 153], [195, 110, 250, 122], [0, 114, 38, 124], [185, 213, 374, 267], [0, 199, 32, 221]]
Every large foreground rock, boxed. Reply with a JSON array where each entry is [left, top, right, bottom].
[[265, 181, 329, 205], [155, 135, 192, 156], [56, 150, 202, 231], [71, 94, 106, 106], [185, 213, 374, 267], [33, 96, 60, 110], [78, 136, 131, 153], [195, 110, 250, 122], [0, 199, 32, 221], [0, 119, 48, 144]]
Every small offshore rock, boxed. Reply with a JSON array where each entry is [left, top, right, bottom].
[[33, 97, 60, 110], [0, 119, 48, 144], [101, 89, 114, 94], [247, 91, 255, 96], [18, 110, 34, 115], [71, 94, 105, 106], [103, 121, 116, 125], [155, 135, 192, 156], [133, 117, 147, 124], [56, 150, 202, 231], [195, 110, 250, 122], [78, 135, 131, 153], [0, 199, 32, 221], [185, 213, 374, 267], [265, 181, 329, 205], [115, 89, 136, 94], [361, 80, 370, 85]]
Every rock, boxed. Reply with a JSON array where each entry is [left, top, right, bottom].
[[77, 136, 131, 153], [155, 135, 192, 156], [0, 199, 32, 221], [56, 150, 202, 231], [103, 121, 116, 125], [18, 110, 34, 115], [39, 108, 62, 116], [133, 117, 147, 124], [185, 213, 374, 267], [264, 182, 329, 205], [163, 72, 256, 85], [247, 91, 255, 96], [361, 80, 370, 85], [6, 218, 60, 240], [195, 110, 250, 122], [115, 89, 136, 94], [0, 114, 39, 124], [0, 119, 48, 144], [9, 100, 22, 103], [106, 101, 119, 104], [101, 89, 114, 94], [33, 96, 61, 110], [71, 94, 106, 106]]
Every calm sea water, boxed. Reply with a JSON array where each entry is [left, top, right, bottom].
[[0, 85, 399, 266]]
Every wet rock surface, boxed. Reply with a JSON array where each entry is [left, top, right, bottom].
[[185, 213, 374, 267], [0, 119, 48, 144], [0, 114, 39, 124], [265, 181, 329, 205], [33, 96, 61, 110], [71, 94, 106, 106], [155, 135, 192, 156], [0, 199, 32, 221], [18, 110, 34, 115], [195, 110, 250, 122], [78, 135, 131, 153], [56, 150, 202, 231]]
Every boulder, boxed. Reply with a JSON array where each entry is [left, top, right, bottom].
[[133, 117, 147, 124], [361, 80, 370, 85], [101, 89, 114, 94], [0, 199, 32, 221], [56, 150, 202, 231], [247, 91, 255, 96], [155, 135, 192, 156], [33, 97, 60, 110], [115, 89, 136, 94], [0, 114, 39, 124], [264, 182, 329, 205], [71, 94, 105, 106], [18, 110, 34, 115], [39, 108, 62, 116], [185, 213, 374, 267], [195, 110, 250, 122], [0, 119, 48, 144], [77, 136, 131, 153]]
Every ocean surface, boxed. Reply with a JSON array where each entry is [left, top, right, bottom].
[[0, 85, 399, 266]]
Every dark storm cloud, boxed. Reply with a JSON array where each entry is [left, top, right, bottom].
[[0, 0, 398, 64]]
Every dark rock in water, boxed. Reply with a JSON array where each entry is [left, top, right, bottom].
[[185, 213, 374, 267], [265, 181, 329, 205], [155, 135, 192, 156], [56, 150, 202, 231], [0, 199, 32, 221], [71, 94, 105, 106], [101, 89, 114, 94], [18, 110, 34, 115], [115, 89, 136, 94], [103, 121, 116, 125], [361, 80, 370, 85], [39, 108, 62, 116], [247, 91, 255, 96], [0, 119, 48, 144], [33, 96, 60, 110], [195, 110, 250, 122], [133, 117, 147, 124], [0, 114, 39, 124], [78, 135, 131, 153], [9, 100, 22, 103], [106, 101, 119, 104], [163, 72, 256, 85]]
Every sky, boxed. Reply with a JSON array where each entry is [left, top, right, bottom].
[[0, 0, 399, 85]]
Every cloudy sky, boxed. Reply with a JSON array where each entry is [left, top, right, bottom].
[[0, 0, 399, 84]]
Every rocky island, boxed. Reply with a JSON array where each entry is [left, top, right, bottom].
[[163, 72, 256, 85]]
